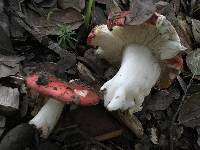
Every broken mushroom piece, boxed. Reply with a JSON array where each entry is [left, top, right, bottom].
[[26, 73, 100, 138], [87, 13, 186, 112]]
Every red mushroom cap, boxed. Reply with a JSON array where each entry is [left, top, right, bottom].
[[87, 26, 97, 45], [25, 73, 100, 106]]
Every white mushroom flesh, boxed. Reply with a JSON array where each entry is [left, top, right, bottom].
[[102, 44, 160, 112], [89, 14, 186, 112]]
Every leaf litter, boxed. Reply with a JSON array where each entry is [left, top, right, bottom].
[[0, 0, 200, 150]]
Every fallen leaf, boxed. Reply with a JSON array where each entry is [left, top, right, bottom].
[[186, 49, 200, 75], [0, 12, 10, 37], [32, 0, 43, 4], [192, 19, 200, 44], [0, 26, 14, 55], [77, 62, 96, 83], [96, 0, 107, 4], [176, 18, 193, 51], [0, 0, 4, 13], [196, 127, 200, 147], [92, 6, 107, 25], [0, 116, 6, 128], [106, 0, 155, 25], [31, 0, 57, 8], [188, 83, 200, 94], [144, 89, 179, 111], [177, 75, 187, 93], [150, 127, 158, 145], [0, 86, 19, 114], [10, 16, 27, 41], [179, 92, 200, 128], [125, 0, 156, 25], [0, 54, 24, 78], [58, 0, 85, 12], [155, 1, 169, 11], [24, 7, 83, 35]]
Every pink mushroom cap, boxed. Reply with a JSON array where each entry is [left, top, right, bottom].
[[25, 73, 100, 106]]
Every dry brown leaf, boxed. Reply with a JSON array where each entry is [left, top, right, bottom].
[[0, 86, 19, 113], [96, 0, 107, 4], [192, 19, 200, 44], [125, 0, 156, 25], [0, 26, 14, 55], [144, 89, 178, 111], [150, 127, 158, 145], [58, 0, 85, 12], [24, 8, 83, 35], [0, 54, 24, 78], [179, 92, 200, 128]]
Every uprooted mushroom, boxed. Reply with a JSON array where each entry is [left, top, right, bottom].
[[26, 73, 100, 138], [87, 13, 186, 113]]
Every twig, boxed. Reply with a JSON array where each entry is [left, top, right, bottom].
[[169, 75, 194, 150]]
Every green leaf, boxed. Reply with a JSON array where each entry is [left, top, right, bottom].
[[186, 49, 200, 75]]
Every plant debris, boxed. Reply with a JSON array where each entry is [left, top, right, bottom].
[[0, 0, 200, 150]]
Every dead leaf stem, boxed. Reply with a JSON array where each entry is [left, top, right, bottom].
[[170, 75, 194, 150]]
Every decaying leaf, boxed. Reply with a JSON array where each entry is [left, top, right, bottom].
[[10, 16, 27, 41], [176, 18, 193, 51], [177, 75, 187, 93], [0, 26, 14, 55], [155, 1, 169, 11], [96, 0, 107, 4], [150, 127, 158, 145], [0, 0, 4, 12], [196, 127, 200, 147], [125, 0, 156, 25], [77, 62, 96, 82], [179, 92, 200, 128], [0, 12, 10, 37], [0, 116, 6, 128], [58, 0, 85, 12], [31, 0, 57, 8], [186, 49, 200, 75], [24, 7, 83, 35], [192, 19, 200, 44], [0, 54, 24, 78], [0, 86, 19, 114], [188, 83, 200, 94], [93, 6, 107, 25], [106, 0, 155, 25], [144, 89, 179, 111]]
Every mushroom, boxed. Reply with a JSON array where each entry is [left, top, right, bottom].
[[87, 13, 186, 112], [25, 73, 100, 138]]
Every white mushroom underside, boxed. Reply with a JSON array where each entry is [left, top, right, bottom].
[[102, 44, 160, 112], [29, 98, 65, 138], [90, 14, 186, 112]]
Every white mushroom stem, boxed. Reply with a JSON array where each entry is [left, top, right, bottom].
[[102, 44, 161, 112], [88, 14, 186, 112], [29, 98, 65, 138]]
